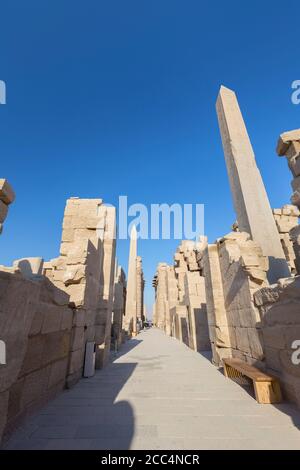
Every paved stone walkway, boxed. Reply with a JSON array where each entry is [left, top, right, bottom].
[[3, 328, 300, 450]]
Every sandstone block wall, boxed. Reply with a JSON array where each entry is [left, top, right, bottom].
[[199, 232, 268, 367], [153, 239, 210, 352], [0, 268, 73, 441], [216, 232, 268, 367], [0, 195, 119, 443], [200, 244, 230, 366], [44, 198, 117, 382], [254, 277, 300, 407]]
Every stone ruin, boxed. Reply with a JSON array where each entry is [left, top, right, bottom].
[[1, 86, 300, 446], [0, 195, 144, 444], [124, 225, 145, 337], [153, 87, 300, 408], [112, 264, 127, 350], [153, 238, 210, 352]]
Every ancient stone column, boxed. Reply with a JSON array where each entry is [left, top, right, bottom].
[[165, 266, 178, 336], [153, 263, 168, 331], [124, 225, 137, 336], [216, 86, 290, 283], [112, 263, 126, 349], [136, 255, 145, 331], [96, 205, 117, 368], [201, 244, 230, 366], [277, 130, 300, 274]]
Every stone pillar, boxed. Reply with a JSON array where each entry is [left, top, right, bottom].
[[217, 232, 268, 367], [95, 205, 117, 368], [201, 244, 231, 366], [272, 205, 300, 274], [153, 263, 168, 331], [173, 240, 210, 351], [136, 256, 144, 329], [165, 266, 178, 336], [277, 130, 300, 275], [112, 263, 126, 349], [47, 198, 116, 383], [216, 86, 290, 283], [124, 225, 137, 336], [152, 302, 157, 326]]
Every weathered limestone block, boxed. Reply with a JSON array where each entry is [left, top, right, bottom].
[[277, 129, 300, 156], [216, 232, 267, 363], [0, 272, 41, 394], [154, 238, 210, 354], [272, 205, 299, 273], [63, 264, 86, 286], [0, 265, 74, 443], [254, 276, 300, 407], [198, 244, 229, 365], [277, 129, 300, 209], [43, 197, 117, 384], [0, 179, 15, 205]]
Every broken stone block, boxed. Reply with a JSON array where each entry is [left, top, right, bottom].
[[0, 179, 15, 205], [289, 225, 300, 274], [63, 265, 86, 286], [277, 129, 300, 156]]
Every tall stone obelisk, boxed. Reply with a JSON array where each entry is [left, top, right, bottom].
[[124, 225, 138, 336], [216, 86, 290, 283]]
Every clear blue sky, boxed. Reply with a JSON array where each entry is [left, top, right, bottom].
[[0, 1, 299, 316]]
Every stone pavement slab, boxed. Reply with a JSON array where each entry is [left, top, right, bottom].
[[3, 328, 300, 450]]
